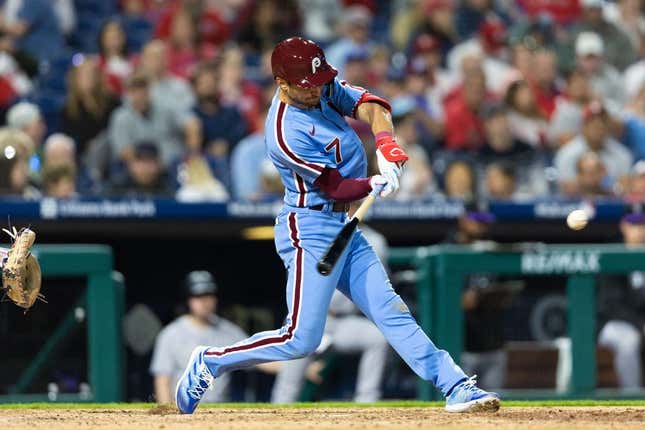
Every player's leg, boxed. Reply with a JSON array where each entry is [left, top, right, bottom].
[[175, 211, 346, 413], [270, 355, 313, 403], [598, 320, 642, 389], [330, 315, 388, 402], [337, 231, 499, 411]]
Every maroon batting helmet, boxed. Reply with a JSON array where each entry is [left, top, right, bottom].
[[271, 37, 338, 88]]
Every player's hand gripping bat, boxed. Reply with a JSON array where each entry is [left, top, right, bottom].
[[317, 184, 385, 276]]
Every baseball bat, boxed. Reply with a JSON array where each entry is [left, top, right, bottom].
[[316, 184, 384, 276]]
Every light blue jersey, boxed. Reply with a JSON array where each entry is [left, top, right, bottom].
[[265, 78, 368, 208]]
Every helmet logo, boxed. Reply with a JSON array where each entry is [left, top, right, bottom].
[[311, 57, 322, 74]]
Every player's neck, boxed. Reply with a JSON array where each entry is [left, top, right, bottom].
[[278, 89, 318, 110]]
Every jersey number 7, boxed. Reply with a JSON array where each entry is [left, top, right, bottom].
[[325, 138, 342, 163]]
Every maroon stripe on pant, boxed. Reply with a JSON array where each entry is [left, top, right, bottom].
[[205, 213, 303, 357]]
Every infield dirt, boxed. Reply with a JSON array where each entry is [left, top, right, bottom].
[[0, 406, 644, 430]]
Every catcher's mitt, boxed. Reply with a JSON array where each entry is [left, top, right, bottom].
[[1, 227, 42, 310]]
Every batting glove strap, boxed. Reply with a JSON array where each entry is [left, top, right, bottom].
[[375, 136, 409, 166]]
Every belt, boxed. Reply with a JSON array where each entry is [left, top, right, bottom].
[[309, 202, 349, 212]]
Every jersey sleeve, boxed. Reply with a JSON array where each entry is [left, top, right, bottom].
[[269, 124, 337, 183], [327, 78, 391, 119]]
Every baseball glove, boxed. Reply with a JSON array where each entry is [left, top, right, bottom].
[[1, 227, 43, 310]]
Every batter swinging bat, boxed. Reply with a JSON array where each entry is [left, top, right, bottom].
[[317, 184, 384, 276]]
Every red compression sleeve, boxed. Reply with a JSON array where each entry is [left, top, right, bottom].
[[314, 168, 372, 202]]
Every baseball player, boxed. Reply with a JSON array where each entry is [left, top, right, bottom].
[[175, 37, 500, 414]]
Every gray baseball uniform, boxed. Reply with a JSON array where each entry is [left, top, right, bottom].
[[150, 314, 247, 402], [271, 225, 389, 403]]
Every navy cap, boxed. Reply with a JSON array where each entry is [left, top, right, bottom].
[[465, 211, 496, 224], [622, 213, 645, 224], [185, 271, 218, 297]]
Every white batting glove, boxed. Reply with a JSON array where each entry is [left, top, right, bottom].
[[376, 149, 401, 191], [370, 174, 396, 198]]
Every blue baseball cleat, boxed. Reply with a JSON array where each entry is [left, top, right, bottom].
[[175, 346, 213, 414], [445, 375, 501, 413]]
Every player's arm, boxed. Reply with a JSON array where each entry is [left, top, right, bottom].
[[315, 168, 387, 201], [355, 101, 409, 195], [154, 375, 173, 404]]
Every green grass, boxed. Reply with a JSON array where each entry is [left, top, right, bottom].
[[1, 400, 645, 410]]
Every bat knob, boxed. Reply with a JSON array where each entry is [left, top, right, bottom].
[[317, 261, 332, 276]]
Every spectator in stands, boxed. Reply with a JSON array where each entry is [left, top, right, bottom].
[[217, 47, 264, 133], [295, 0, 342, 44], [554, 101, 632, 196], [139, 39, 195, 114], [41, 162, 76, 198], [191, 61, 248, 167], [150, 270, 248, 403], [119, 0, 154, 54], [574, 32, 625, 113], [108, 141, 174, 197], [602, 0, 645, 53], [548, 68, 594, 147], [454, 0, 492, 40], [154, 0, 231, 48], [391, 99, 436, 200], [108, 73, 200, 168], [42, 133, 75, 166], [0, 0, 64, 62], [625, 161, 645, 203], [479, 103, 534, 163], [53, 0, 76, 37], [237, 0, 298, 55], [443, 68, 488, 151], [443, 159, 476, 202], [623, 33, 645, 102], [447, 16, 514, 95], [575, 151, 613, 198], [485, 162, 517, 201], [571, 0, 636, 72], [97, 19, 134, 95], [479, 103, 547, 197], [6, 101, 45, 178], [596, 213, 645, 390], [42, 133, 96, 195], [0, 127, 38, 198], [175, 155, 230, 202], [531, 49, 560, 119], [411, 0, 459, 65], [325, 5, 374, 76], [164, 10, 201, 80], [504, 79, 548, 148], [255, 159, 285, 202], [62, 55, 120, 158], [231, 104, 269, 201], [621, 84, 645, 161]]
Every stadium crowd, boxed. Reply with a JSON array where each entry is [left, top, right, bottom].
[[0, 0, 644, 204]]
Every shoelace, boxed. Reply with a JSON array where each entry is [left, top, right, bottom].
[[187, 365, 213, 400], [456, 375, 481, 396]]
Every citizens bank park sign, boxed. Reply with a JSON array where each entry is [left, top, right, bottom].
[[521, 251, 601, 274]]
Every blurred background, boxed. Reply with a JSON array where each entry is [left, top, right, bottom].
[[0, 0, 645, 404]]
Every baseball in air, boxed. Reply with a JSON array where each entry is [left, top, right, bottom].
[[567, 209, 588, 230]]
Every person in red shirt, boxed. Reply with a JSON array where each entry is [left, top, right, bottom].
[[154, 0, 231, 47], [443, 68, 489, 150]]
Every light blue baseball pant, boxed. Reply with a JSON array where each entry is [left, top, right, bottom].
[[202, 205, 467, 395]]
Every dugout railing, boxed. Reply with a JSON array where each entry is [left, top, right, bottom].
[[0, 245, 124, 403], [389, 244, 645, 400]]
